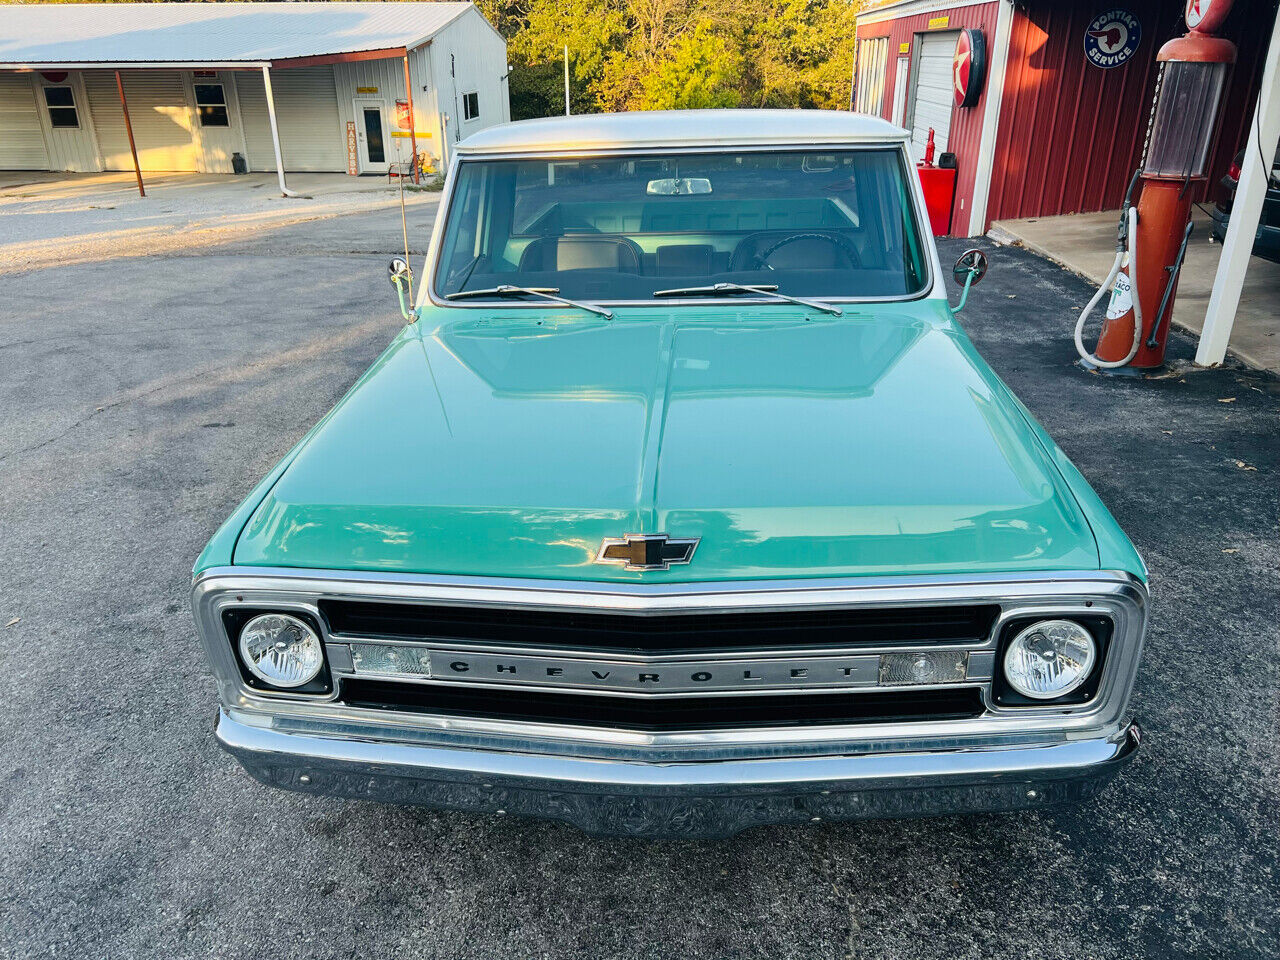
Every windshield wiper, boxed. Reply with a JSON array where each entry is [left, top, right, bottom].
[[446, 284, 613, 319], [652, 282, 842, 316]]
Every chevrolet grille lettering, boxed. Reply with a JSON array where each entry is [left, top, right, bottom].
[[346, 649, 978, 695]]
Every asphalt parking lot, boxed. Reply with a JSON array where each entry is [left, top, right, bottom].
[[0, 205, 1276, 960]]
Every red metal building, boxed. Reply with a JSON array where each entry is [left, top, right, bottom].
[[854, 0, 1276, 236]]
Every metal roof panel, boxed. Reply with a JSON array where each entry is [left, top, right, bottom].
[[0, 2, 473, 65], [455, 110, 911, 154]]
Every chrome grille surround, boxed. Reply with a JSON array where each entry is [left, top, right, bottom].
[[192, 566, 1147, 763]]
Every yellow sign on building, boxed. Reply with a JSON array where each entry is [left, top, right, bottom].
[[928, 15, 950, 28]]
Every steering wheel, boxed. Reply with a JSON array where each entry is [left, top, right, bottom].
[[754, 233, 861, 271]]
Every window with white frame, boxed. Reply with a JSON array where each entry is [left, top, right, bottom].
[[194, 83, 229, 127], [462, 91, 480, 121], [43, 86, 79, 128]]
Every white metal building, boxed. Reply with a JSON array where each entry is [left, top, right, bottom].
[[0, 2, 509, 188]]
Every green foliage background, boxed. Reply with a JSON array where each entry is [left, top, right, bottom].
[[481, 0, 859, 119], [17, 0, 859, 120]]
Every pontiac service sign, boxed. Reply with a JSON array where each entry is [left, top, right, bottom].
[[1084, 10, 1142, 69]]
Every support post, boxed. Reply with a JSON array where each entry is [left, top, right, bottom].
[[262, 65, 301, 198], [403, 54, 419, 184], [115, 71, 145, 198], [564, 45, 570, 116], [1196, 6, 1280, 366]]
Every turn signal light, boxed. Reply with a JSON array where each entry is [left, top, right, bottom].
[[350, 642, 432, 679], [878, 652, 968, 686]]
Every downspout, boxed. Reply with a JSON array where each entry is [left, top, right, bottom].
[[262, 65, 301, 198]]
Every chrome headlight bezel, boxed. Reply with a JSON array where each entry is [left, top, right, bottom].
[[993, 615, 1110, 706], [224, 608, 332, 695]]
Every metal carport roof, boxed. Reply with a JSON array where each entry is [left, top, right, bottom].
[[0, 2, 483, 198], [0, 1, 473, 66]]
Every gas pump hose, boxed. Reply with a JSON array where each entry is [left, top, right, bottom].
[[1074, 205, 1143, 369]]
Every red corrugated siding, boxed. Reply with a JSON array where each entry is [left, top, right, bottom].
[[856, 2, 1001, 236], [986, 0, 1276, 224]]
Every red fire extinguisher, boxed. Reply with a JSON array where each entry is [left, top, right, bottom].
[[1075, 1, 1237, 371]]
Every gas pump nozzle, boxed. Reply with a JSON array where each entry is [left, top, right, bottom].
[[1074, 170, 1145, 370], [1116, 169, 1141, 252]]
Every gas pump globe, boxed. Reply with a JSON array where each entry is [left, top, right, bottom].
[[1146, 58, 1231, 179], [1090, 0, 1237, 371]]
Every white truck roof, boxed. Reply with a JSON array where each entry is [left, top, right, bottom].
[[456, 109, 911, 155]]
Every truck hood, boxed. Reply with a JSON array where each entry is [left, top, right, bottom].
[[233, 305, 1099, 581]]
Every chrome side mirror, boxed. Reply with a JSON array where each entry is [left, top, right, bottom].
[[388, 257, 412, 286], [388, 258, 417, 322], [950, 248, 988, 312], [952, 249, 988, 286]]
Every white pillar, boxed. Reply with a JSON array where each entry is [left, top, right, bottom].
[[968, 0, 1015, 236], [1195, 9, 1280, 366], [262, 65, 300, 198]]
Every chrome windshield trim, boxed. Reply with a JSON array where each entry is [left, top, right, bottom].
[[193, 567, 1148, 759], [420, 143, 939, 312]]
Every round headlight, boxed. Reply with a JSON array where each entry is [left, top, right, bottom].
[[238, 613, 325, 688], [1002, 619, 1097, 700]]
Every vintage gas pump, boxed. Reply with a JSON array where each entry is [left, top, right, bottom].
[[1076, 0, 1237, 371]]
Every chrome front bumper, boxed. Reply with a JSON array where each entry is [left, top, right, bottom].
[[217, 710, 1141, 838]]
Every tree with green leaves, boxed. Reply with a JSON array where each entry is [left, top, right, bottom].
[[476, 0, 857, 119]]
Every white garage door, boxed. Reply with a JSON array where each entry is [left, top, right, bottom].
[[84, 70, 198, 171], [909, 31, 958, 161], [235, 67, 345, 172], [0, 73, 50, 170]]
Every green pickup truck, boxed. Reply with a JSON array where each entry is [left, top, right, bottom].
[[193, 109, 1147, 838]]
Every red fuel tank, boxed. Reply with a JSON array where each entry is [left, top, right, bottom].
[[917, 164, 957, 237], [915, 129, 957, 237]]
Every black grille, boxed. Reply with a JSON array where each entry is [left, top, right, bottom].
[[340, 680, 985, 731], [319, 600, 999, 654]]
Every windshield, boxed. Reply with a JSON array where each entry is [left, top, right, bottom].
[[433, 149, 929, 304]]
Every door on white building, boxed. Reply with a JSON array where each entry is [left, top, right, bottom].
[[190, 73, 241, 174], [0, 73, 51, 170], [906, 31, 958, 160], [83, 69, 199, 171], [354, 100, 389, 174]]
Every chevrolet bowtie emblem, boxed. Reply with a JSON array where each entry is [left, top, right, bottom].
[[594, 533, 700, 571]]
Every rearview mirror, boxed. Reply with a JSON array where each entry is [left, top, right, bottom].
[[388, 257, 411, 286], [952, 249, 988, 286], [646, 177, 712, 196], [388, 257, 416, 322], [950, 249, 988, 312]]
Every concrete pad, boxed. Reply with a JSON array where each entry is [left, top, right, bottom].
[[0, 170, 439, 274], [991, 208, 1280, 374]]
